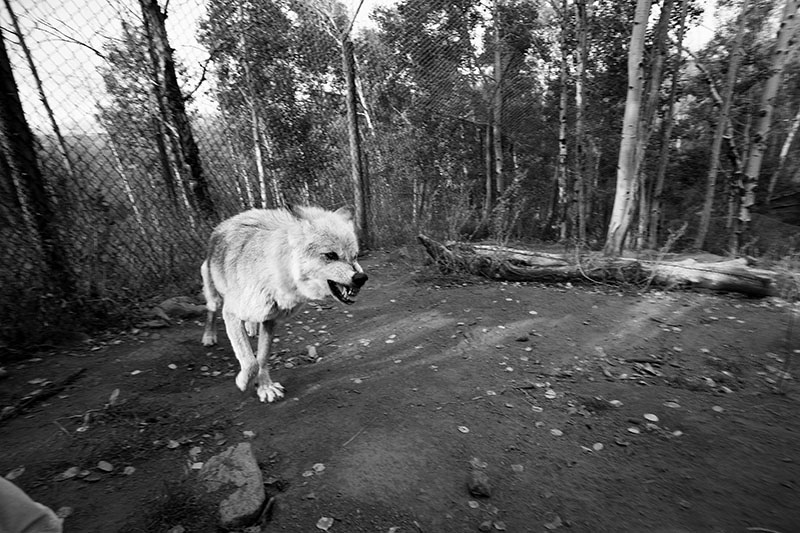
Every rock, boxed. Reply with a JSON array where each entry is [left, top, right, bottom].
[[199, 443, 265, 529], [478, 520, 493, 532], [468, 469, 492, 498], [157, 296, 207, 319]]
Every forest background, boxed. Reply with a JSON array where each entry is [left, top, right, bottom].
[[0, 0, 798, 351]]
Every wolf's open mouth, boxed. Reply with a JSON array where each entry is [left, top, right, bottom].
[[328, 280, 360, 305]]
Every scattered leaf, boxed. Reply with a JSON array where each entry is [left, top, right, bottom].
[[123, 466, 136, 476], [663, 401, 681, 409], [97, 461, 113, 472], [5, 466, 25, 481], [313, 463, 326, 474], [54, 466, 80, 481], [592, 442, 604, 452], [458, 426, 470, 434], [643, 413, 659, 423], [469, 457, 487, 469], [468, 500, 480, 509], [243, 430, 256, 438], [627, 427, 640, 434], [55, 506, 73, 519], [712, 405, 724, 413], [494, 521, 507, 531], [316, 517, 334, 531], [608, 400, 623, 408], [544, 514, 563, 530], [545, 389, 557, 399], [167, 440, 180, 449], [168, 364, 178, 370], [511, 464, 524, 473], [550, 429, 563, 437], [108, 388, 120, 406]]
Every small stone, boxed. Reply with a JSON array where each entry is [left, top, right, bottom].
[[479, 520, 493, 532], [468, 470, 492, 498]]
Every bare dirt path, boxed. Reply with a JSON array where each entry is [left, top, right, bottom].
[[1, 251, 798, 533]]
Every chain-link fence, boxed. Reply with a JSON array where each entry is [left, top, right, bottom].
[[1, 0, 558, 348]]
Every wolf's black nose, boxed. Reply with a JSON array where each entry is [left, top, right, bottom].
[[352, 272, 368, 287]]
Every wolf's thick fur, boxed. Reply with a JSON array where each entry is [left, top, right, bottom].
[[201, 206, 367, 402]]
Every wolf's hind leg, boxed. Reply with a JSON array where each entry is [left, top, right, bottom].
[[255, 320, 284, 403], [201, 260, 220, 346], [223, 308, 257, 392]]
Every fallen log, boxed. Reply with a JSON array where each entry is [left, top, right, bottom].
[[418, 235, 783, 298]]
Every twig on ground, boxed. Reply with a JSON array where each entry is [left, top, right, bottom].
[[342, 427, 365, 447], [0, 368, 87, 425]]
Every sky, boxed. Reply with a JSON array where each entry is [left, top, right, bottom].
[[2, 0, 716, 136]]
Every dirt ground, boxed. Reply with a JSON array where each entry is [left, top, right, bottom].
[[1, 250, 799, 533]]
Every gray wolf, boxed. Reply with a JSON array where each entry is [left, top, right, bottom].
[[201, 206, 368, 402]]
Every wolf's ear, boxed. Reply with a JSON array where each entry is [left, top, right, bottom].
[[335, 206, 353, 221]]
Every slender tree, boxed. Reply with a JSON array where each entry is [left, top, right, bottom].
[[139, 0, 216, 220], [573, 0, 588, 243], [493, 0, 505, 198], [552, 0, 570, 241], [648, 0, 689, 249], [603, 0, 652, 256], [694, 0, 750, 250], [766, 103, 800, 203], [3, 0, 75, 193], [736, 0, 799, 249], [633, 0, 673, 248], [0, 26, 75, 296]]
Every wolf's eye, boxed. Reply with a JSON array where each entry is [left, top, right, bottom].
[[323, 252, 339, 261]]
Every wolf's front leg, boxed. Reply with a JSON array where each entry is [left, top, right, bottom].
[[255, 320, 284, 403], [222, 309, 257, 392]]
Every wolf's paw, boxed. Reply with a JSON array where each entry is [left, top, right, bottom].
[[235, 366, 256, 392], [201, 331, 217, 346], [256, 381, 285, 403]]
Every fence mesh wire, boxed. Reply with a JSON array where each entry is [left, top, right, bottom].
[[2, 0, 797, 348], [2, 0, 554, 346]]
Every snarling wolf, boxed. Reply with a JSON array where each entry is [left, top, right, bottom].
[[201, 206, 368, 402]]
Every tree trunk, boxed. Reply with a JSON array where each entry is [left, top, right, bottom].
[[737, 0, 799, 244], [553, 0, 569, 241], [419, 235, 781, 299], [140, 0, 216, 220], [603, 0, 652, 256], [574, 0, 588, 244], [767, 103, 800, 203], [694, 0, 749, 250], [649, 0, 688, 249], [3, 0, 75, 195], [0, 27, 75, 296], [493, 0, 504, 198], [342, 35, 370, 248], [633, 0, 673, 249], [483, 118, 495, 221]]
